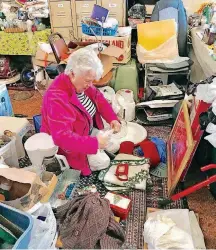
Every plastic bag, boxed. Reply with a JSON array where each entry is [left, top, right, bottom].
[[144, 215, 194, 249], [88, 150, 110, 171], [28, 203, 57, 249], [0, 84, 13, 116]]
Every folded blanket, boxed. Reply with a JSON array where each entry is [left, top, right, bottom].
[[98, 154, 150, 190]]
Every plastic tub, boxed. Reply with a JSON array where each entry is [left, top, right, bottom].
[[81, 23, 118, 36], [0, 203, 33, 249], [0, 138, 19, 167]]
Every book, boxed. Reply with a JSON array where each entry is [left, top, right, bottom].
[[144, 107, 173, 121], [91, 4, 109, 22]]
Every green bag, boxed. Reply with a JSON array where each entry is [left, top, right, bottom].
[[112, 59, 139, 102]]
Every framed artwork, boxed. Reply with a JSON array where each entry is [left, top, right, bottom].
[[167, 100, 196, 196], [180, 98, 210, 181]]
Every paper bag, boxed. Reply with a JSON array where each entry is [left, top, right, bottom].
[[0, 168, 48, 211]]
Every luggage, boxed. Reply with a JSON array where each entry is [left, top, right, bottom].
[[111, 59, 139, 102]]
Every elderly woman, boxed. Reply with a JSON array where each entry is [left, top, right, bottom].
[[41, 48, 121, 176]]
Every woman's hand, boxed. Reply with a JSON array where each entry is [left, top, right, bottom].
[[110, 120, 121, 133], [97, 133, 109, 149]]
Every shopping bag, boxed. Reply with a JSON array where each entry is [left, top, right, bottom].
[[0, 84, 13, 116]]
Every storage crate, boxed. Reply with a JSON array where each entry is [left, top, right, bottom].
[[81, 23, 118, 36], [0, 203, 33, 249], [0, 138, 19, 167]]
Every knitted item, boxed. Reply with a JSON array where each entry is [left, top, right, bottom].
[[138, 139, 160, 167], [119, 141, 135, 155], [133, 146, 144, 157], [54, 193, 125, 249]]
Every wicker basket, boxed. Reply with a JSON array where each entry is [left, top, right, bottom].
[[4, 28, 25, 33]]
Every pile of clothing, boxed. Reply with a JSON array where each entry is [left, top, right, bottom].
[[54, 193, 125, 249]]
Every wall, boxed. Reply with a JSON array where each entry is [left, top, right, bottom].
[[182, 0, 215, 15]]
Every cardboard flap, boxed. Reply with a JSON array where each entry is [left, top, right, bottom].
[[101, 45, 124, 58], [0, 168, 37, 184]]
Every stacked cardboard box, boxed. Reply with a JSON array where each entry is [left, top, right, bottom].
[[48, 0, 127, 41]]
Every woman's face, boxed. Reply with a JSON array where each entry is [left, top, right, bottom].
[[69, 70, 96, 93]]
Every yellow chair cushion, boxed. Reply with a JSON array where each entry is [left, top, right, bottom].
[[137, 19, 176, 51]]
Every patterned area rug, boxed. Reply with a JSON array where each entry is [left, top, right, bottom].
[[19, 126, 186, 249], [71, 172, 185, 249]]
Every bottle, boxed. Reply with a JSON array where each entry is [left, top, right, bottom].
[[0, 179, 12, 201]]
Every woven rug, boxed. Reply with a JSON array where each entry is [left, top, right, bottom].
[[19, 126, 186, 249], [71, 172, 185, 249]]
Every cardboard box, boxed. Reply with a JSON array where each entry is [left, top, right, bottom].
[[60, 45, 115, 78], [34, 47, 57, 67], [82, 34, 131, 64], [40, 172, 58, 203], [49, 1, 73, 28], [0, 168, 48, 211]]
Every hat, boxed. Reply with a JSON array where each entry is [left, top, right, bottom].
[[138, 139, 160, 167], [119, 141, 135, 155]]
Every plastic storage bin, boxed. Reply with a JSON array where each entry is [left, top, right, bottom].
[[81, 23, 118, 36], [0, 138, 19, 167], [0, 203, 33, 249]]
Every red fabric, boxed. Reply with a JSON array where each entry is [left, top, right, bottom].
[[138, 139, 160, 167], [41, 73, 118, 176], [119, 141, 135, 155]]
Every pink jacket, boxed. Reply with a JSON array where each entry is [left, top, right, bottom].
[[41, 73, 118, 175]]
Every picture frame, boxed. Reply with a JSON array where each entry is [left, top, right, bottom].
[[167, 100, 196, 196], [180, 98, 210, 181]]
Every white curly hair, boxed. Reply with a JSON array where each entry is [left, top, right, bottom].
[[65, 48, 104, 81]]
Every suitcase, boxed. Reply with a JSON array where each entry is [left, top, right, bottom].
[[112, 59, 139, 102]]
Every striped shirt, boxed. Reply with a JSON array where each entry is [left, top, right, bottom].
[[77, 92, 96, 118]]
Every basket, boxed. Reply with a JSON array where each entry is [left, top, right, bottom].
[[81, 23, 118, 36], [4, 28, 25, 33], [0, 203, 33, 249]]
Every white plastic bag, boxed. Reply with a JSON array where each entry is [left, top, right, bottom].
[[0, 84, 13, 116], [28, 203, 57, 249], [144, 215, 194, 249], [88, 150, 110, 171]]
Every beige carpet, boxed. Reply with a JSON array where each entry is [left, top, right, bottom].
[[187, 188, 216, 249], [9, 90, 42, 118]]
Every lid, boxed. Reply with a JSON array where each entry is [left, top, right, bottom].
[[25, 133, 57, 152]]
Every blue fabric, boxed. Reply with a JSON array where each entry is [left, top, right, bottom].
[[150, 137, 167, 163], [133, 146, 144, 157]]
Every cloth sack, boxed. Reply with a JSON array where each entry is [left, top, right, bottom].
[[54, 193, 125, 249]]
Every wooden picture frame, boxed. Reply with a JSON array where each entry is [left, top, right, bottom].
[[180, 98, 210, 181], [167, 101, 196, 196]]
